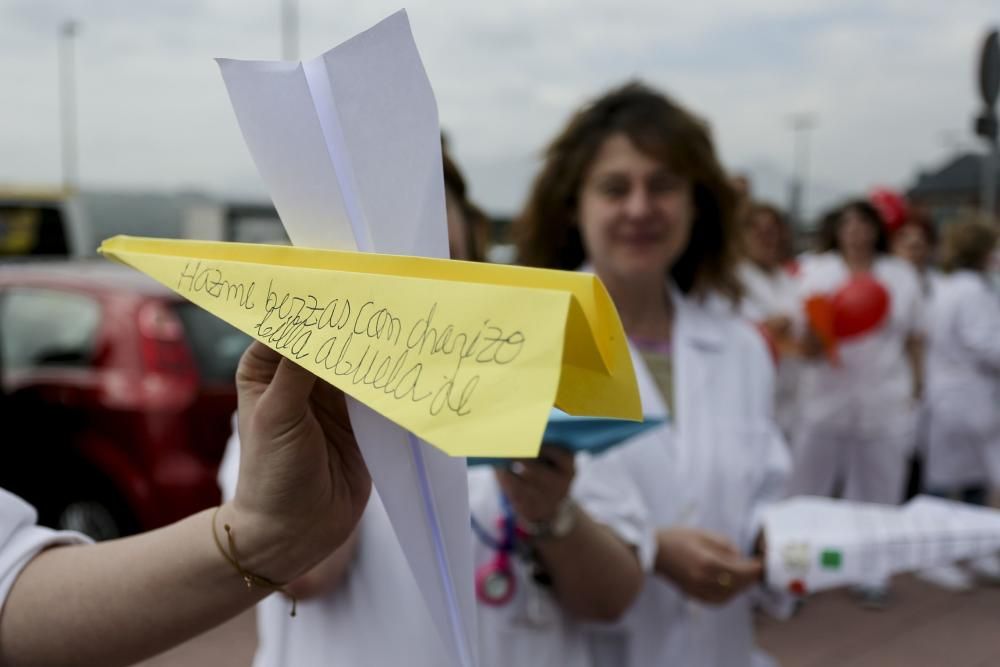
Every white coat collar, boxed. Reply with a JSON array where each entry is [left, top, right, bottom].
[[670, 283, 726, 352], [577, 261, 728, 352]]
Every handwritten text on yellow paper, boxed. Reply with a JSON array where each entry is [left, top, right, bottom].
[[99, 236, 640, 458]]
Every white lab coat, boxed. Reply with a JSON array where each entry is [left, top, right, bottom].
[[580, 290, 791, 667], [923, 271, 1000, 490], [218, 433, 452, 667], [912, 267, 942, 460], [788, 253, 923, 505], [0, 488, 88, 609], [470, 462, 650, 667], [737, 261, 800, 325], [220, 429, 650, 667], [736, 260, 802, 437]]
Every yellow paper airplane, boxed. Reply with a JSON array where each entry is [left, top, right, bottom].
[[100, 235, 641, 458]]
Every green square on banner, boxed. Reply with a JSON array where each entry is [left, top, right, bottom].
[[820, 549, 842, 570]]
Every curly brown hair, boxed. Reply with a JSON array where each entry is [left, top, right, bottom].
[[514, 81, 741, 302], [940, 214, 998, 273]]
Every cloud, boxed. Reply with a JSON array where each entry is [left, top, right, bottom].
[[0, 0, 996, 220]]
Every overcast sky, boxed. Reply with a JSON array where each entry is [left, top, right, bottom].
[[2, 1, 998, 217]]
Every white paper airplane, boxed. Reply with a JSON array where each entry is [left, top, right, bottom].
[[217, 11, 476, 665]]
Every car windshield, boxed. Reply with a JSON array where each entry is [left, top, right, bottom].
[[171, 303, 251, 384]]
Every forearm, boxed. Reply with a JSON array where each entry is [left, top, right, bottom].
[[0, 504, 273, 667], [533, 511, 643, 622]]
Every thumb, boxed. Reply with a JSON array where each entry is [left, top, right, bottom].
[[720, 554, 764, 581], [257, 356, 319, 428], [699, 531, 742, 557]]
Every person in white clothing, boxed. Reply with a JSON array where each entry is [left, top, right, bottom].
[[737, 202, 802, 438], [515, 81, 791, 667], [788, 201, 924, 607], [469, 449, 650, 667], [218, 146, 647, 667], [0, 341, 371, 667], [920, 218, 1000, 590], [890, 215, 940, 500], [218, 439, 647, 667], [891, 215, 940, 300]]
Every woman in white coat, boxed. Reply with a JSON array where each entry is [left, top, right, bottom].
[[515, 82, 791, 667], [218, 440, 647, 667], [890, 215, 940, 501], [926, 218, 1000, 494], [737, 202, 802, 438], [789, 203, 923, 505], [788, 201, 924, 605], [920, 218, 1000, 588], [218, 148, 647, 667]]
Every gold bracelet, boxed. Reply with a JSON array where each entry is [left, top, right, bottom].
[[212, 506, 297, 617]]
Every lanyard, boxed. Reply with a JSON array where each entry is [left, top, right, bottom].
[[473, 494, 518, 606], [470, 494, 516, 552]]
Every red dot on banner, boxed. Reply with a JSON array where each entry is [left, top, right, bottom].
[[789, 580, 807, 596]]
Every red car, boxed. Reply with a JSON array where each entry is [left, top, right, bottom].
[[0, 260, 249, 539]]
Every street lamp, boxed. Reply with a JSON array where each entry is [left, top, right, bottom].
[[281, 0, 299, 60], [974, 28, 999, 217], [787, 112, 817, 230], [58, 20, 79, 192]]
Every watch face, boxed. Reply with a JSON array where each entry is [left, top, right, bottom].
[[476, 560, 516, 606]]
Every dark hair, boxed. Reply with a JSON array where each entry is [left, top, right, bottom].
[[514, 81, 741, 302], [892, 215, 937, 247], [817, 200, 889, 255], [744, 201, 792, 262], [442, 142, 486, 262], [745, 201, 786, 228], [940, 215, 998, 273]]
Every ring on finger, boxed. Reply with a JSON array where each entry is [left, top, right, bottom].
[[716, 571, 733, 589]]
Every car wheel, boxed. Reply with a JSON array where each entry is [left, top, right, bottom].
[[57, 500, 124, 541], [48, 471, 138, 541]]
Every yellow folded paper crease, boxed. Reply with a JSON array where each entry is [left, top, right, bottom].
[[99, 235, 641, 458]]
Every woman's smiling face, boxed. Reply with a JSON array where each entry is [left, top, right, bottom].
[[576, 132, 694, 284]]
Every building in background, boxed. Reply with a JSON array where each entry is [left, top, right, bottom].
[[908, 152, 1000, 224]]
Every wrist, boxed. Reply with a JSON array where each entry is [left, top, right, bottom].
[[215, 501, 315, 585], [654, 529, 678, 578], [517, 498, 579, 541]]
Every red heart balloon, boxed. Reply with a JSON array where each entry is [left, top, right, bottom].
[[831, 274, 891, 339]]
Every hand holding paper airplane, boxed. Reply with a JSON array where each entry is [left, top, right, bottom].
[[99, 11, 643, 667]]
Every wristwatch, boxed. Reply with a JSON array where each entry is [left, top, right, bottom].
[[517, 498, 579, 540]]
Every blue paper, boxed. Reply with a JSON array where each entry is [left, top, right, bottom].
[[468, 409, 665, 466]]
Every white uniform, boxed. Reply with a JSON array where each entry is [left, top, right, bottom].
[[737, 261, 800, 324], [0, 488, 88, 609], [218, 434, 452, 667], [579, 290, 791, 667], [788, 253, 923, 505], [912, 267, 942, 462], [469, 464, 649, 667], [220, 430, 650, 667], [923, 271, 1000, 490], [737, 260, 802, 437]]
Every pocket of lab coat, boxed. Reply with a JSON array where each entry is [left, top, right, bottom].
[[703, 420, 784, 551]]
